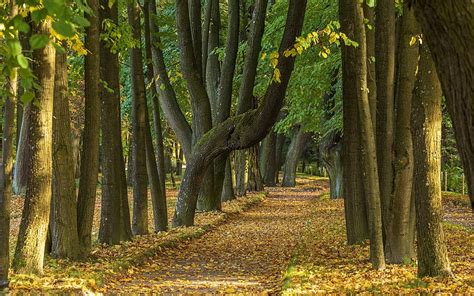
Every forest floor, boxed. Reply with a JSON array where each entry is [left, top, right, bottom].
[[7, 175, 474, 294]]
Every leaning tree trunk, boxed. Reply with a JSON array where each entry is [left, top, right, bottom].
[[339, 0, 369, 245], [98, 0, 133, 245], [172, 0, 306, 227], [411, 43, 452, 278], [77, 0, 101, 254], [352, 0, 385, 270], [409, 0, 474, 209], [320, 132, 343, 199], [385, 4, 419, 264], [0, 3, 18, 285], [51, 49, 81, 259], [13, 20, 55, 274], [282, 126, 308, 187], [375, 0, 396, 235], [128, 1, 149, 235]]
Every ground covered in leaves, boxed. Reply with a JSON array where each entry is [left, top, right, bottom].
[[7, 175, 473, 294]]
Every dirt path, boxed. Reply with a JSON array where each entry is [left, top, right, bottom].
[[104, 178, 326, 294]]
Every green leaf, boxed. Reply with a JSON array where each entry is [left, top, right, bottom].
[[21, 91, 35, 103], [7, 40, 22, 56], [29, 34, 50, 49], [72, 15, 90, 27], [366, 0, 375, 8], [12, 16, 30, 33], [17, 54, 29, 69], [31, 8, 48, 23], [52, 20, 75, 37]]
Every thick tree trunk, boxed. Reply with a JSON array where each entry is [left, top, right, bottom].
[[129, 1, 149, 235], [375, 0, 396, 234], [339, 0, 369, 245], [320, 132, 343, 199], [0, 3, 18, 285], [353, 0, 385, 270], [282, 126, 308, 187], [409, 0, 474, 209], [51, 50, 81, 259], [13, 20, 55, 274], [172, 0, 306, 226], [98, 0, 133, 245], [77, 0, 101, 253], [412, 43, 452, 278], [386, 4, 419, 264]]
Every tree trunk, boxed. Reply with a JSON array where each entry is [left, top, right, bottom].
[[409, 0, 474, 209], [411, 43, 452, 278], [128, 1, 149, 235], [386, 4, 419, 264], [234, 150, 247, 196], [221, 158, 235, 202], [77, 0, 101, 253], [175, 145, 183, 176], [51, 50, 81, 259], [0, 3, 18, 286], [353, 0, 385, 270], [282, 126, 308, 187], [98, 0, 133, 245], [363, 4, 376, 127], [339, 0, 369, 245], [320, 132, 343, 199], [247, 145, 264, 192], [13, 20, 55, 274], [375, 0, 396, 235], [260, 131, 277, 186], [13, 106, 30, 196], [274, 133, 285, 184]]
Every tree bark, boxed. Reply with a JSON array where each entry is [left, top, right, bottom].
[[274, 133, 285, 184], [51, 50, 81, 259], [353, 0, 386, 270], [234, 150, 247, 196], [247, 145, 264, 192], [77, 0, 101, 253], [172, 0, 307, 227], [221, 158, 235, 202], [409, 0, 474, 209], [129, 1, 149, 235], [282, 126, 308, 187], [363, 4, 376, 127], [0, 2, 18, 286], [375, 0, 396, 234], [13, 20, 55, 274], [412, 43, 452, 278], [386, 4, 419, 264], [320, 132, 343, 199], [13, 106, 30, 196], [261, 131, 277, 186], [98, 0, 133, 245]]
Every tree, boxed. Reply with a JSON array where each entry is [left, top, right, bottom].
[[13, 19, 56, 274], [172, 0, 307, 227], [128, 0, 150, 235], [0, 2, 18, 286], [386, 4, 419, 264], [50, 49, 81, 259], [98, 0, 133, 244], [409, 0, 474, 209], [282, 126, 309, 187], [375, 0, 396, 233], [345, 0, 385, 270], [339, 0, 369, 245], [411, 43, 452, 278], [77, 0, 101, 253]]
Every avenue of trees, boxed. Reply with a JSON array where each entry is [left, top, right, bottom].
[[0, 0, 473, 289]]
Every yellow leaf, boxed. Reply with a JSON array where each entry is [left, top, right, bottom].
[[409, 36, 417, 46]]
